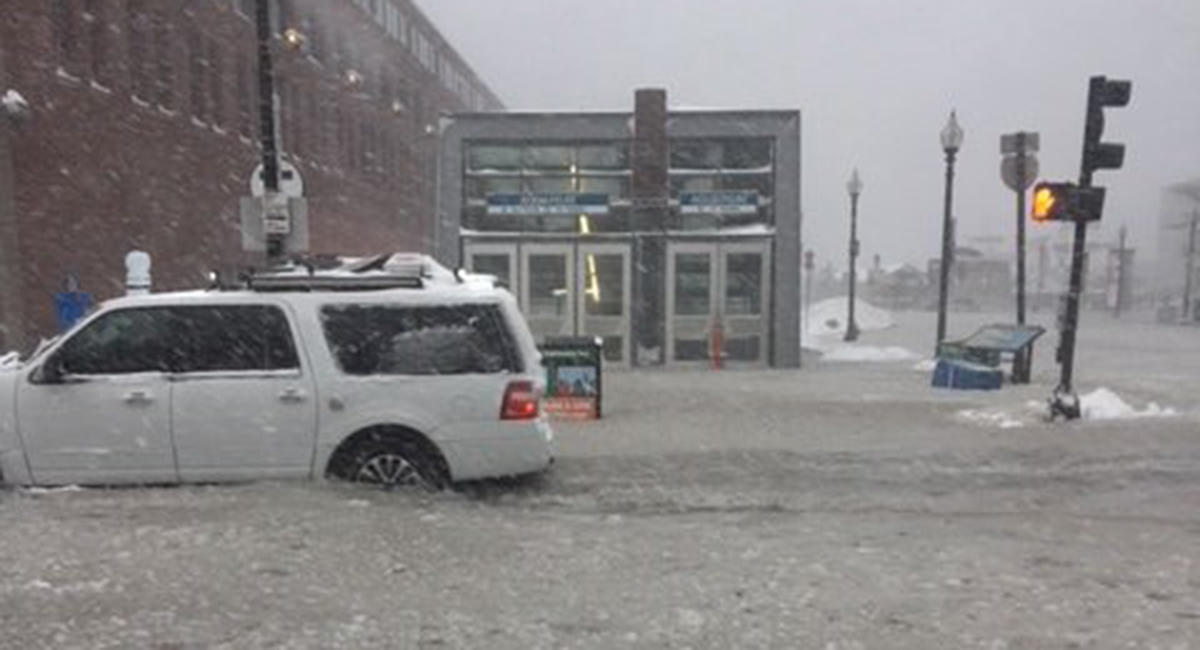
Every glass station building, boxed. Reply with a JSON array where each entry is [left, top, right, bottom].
[[436, 90, 802, 368]]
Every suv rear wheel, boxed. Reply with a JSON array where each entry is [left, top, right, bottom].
[[332, 435, 448, 491]]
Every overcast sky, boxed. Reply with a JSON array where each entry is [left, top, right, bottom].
[[417, 0, 1200, 269]]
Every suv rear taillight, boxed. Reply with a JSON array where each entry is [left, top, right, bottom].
[[501, 380, 540, 420]]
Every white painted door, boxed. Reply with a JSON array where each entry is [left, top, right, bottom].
[[17, 308, 178, 485]]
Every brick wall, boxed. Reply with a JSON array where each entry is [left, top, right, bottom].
[[0, 0, 501, 349]]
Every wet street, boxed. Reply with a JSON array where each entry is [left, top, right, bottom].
[[2, 311, 1199, 649]]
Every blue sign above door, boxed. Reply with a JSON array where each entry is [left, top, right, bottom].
[[486, 193, 610, 215]]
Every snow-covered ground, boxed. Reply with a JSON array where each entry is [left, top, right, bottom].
[[2, 309, 1198, 648]]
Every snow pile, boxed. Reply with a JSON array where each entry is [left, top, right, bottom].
[[958, 408, 1025, 429], [0, 351, 19, 370], [1080, 388, 1178, 421], [804, 297, 894, 338], [823, 345, 920, 363]]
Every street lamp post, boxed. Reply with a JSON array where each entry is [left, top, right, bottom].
[[935, 111, 963, 353], [845, 169, 863, 341]]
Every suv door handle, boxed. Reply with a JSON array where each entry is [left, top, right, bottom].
[[279, 387, 308, 404], [123, 390, 153, 405]]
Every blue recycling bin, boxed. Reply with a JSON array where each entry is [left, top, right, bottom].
[[931, 358, 1003, 391]]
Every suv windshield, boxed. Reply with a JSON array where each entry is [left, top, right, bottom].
[[320, 303, 520, 376]]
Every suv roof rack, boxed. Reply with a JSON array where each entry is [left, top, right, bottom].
[[239, 253, 443, 292], [246, 274, 424, 292]]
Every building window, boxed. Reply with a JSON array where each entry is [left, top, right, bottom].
[[154, 10, 175, 109], [84, 0, 109, 85], [236, 51, 251, 137], [187, 24, 208, 121], [127, 1, 153, 99], [53, 0, 81, 75], [305, 15, 324, 63], [208, 40, 225, 128], [666, 138, 775, 230]]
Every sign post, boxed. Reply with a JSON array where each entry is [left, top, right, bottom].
[[1000, 131, 1040, 327]]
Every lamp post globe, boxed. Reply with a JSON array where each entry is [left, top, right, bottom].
[[935, 111, 963, 353], [845, 168, 863, 342]]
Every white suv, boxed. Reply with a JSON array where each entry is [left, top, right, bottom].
[[0, 255, 554, 489]]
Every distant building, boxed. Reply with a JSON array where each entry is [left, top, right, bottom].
[[0, 0, 502, 350], [437, 90, 803, 368], [1155, 180, 1200, 317]]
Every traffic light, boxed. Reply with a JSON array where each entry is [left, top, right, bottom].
[[1031, 182, 1107, 223], [1032, 182, 1071, 222], [1081, 76, 1132, 180]]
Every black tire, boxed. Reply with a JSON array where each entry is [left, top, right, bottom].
[[337, 437, 447, 492]]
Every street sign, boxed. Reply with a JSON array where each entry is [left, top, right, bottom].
[[262, 193, 291, 235], [1001, 153, 1039, 192], [240, 196, 310, 253], [1000, 132, 1040, 155], [250, 160, 304, 198], [679, 191, 760, 215]]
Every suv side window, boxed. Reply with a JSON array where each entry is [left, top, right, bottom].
[[320, 304, 519, 376], [170, 305, 300, 373], [52, 308, 176, 375]]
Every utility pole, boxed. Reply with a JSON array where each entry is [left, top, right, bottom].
[[1184, 210, 1199, 322], [255, 0, 284, 266], [1113, 225, 1127, 318]]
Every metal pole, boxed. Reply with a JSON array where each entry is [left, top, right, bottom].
[[935, 149, 957, 352], [804, 262, 813, 339], [1184, 210, 1198, 322], [256, 0, 283, 265], [1015, 137, 1027, 326], [1053, 84, 1102, 416], [845, 193, 860, 341], [1114, 225, 1127, 318]]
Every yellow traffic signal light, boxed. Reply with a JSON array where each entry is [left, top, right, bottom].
[[1031, 182, 1106, 223], [1032, 184, 1059, 222]]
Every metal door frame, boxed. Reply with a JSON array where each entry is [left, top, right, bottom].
[[520, 242, 577, 340], [576, 242, 632, 366]]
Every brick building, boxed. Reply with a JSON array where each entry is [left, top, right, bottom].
[[0, 0, 501, 350]]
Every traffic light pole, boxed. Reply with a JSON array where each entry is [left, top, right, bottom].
[[1051, 75, 1131, 420]]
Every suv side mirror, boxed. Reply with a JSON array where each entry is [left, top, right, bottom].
[[33, 355, 67, 385]]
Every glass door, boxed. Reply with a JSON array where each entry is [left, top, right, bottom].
[[666, 241, 771, 367], [577, 243, 631, 366], [521, 244, 576, 342], [464, 242, 517, 291], [666, 243, 718, 365], [720, 242, 771, 367]]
